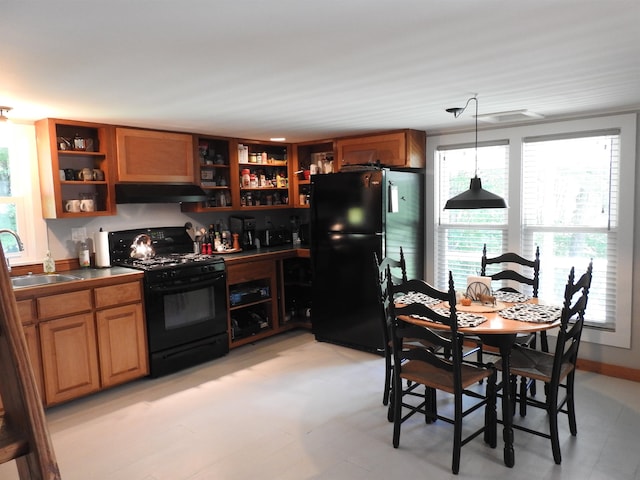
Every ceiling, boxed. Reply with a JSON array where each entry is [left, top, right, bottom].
[[2, 1, 639, 143]]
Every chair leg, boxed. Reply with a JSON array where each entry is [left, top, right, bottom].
[[452, 393, 463, 474], [383, 359, 392, 406], [547, 390, 562, 464], [392, 376, 402, 448], [510, 375, 518, 416], [567, 373, 578, 436], [519, 376, 528, 417], [425, 387, 436, 424]]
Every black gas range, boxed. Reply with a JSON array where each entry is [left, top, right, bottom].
[[109, 227, 228, 377]]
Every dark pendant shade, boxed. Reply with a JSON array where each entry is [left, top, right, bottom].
[[443, 95, 508, 210], [444, 176, 508, 209]]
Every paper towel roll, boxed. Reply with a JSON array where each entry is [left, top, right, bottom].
[[94, 229, 111, 268]]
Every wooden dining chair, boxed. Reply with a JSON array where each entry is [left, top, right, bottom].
[[481, 244, 542, 408], [502, 260, 593, 465], [373, 248, 408, 407], [388, 271, 497, 475]]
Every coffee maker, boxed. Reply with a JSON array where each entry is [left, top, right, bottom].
[[230, 215, 257, 249]]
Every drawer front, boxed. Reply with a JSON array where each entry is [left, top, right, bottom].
[[37, 289, 93, 319], [16, 299, 36, 325], [94, 281, 143, 309], [227, 260, 274, 284]]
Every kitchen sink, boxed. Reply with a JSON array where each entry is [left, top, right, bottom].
[[11, 273, 83, 289]]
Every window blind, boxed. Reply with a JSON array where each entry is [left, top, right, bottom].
[[436, 143, 509, 290], [522, 132, 620, 329]]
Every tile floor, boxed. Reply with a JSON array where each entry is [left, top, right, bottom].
[[1, 330, 639, 479]]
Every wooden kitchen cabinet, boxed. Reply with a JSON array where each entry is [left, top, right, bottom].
[[39, 313, 101, 405], [235, 140, 291, 209], [94, 282, 148, 387], [227, 259, 279, 347], [181, 135, 235, 213], [0, 302, 42, 413], [14, 275, 147, 407], [115, 127, 195, 183], [336, 129, 426, 169], [35, 118, 117, 218], [96, 303, 147, 387], [293, 139, 335, 208]]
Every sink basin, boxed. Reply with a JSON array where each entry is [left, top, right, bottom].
[[11, 273, 83, 289]]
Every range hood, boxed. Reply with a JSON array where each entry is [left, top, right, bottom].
[[115, 184, 208, 204]]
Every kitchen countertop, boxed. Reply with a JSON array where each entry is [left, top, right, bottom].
[[11, 246, 309, 298], [214, 245, 309, 264], [12, 266, 145, 299]]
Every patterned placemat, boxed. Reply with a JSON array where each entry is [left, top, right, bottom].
[[406, 308, 487, 328], [395, 291, 441, 307], [499, 303, 562, 323], [493, 291, 532, 303]]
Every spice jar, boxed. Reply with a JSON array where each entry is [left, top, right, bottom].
[[241, 169, 251, 188], [250, 174, 258, 188]]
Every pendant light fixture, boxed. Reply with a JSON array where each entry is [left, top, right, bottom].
[[443, 96, 507, 209], [0, 106, 11, 123]]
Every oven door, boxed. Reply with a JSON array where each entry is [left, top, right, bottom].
[[144, 270, 227, 354]]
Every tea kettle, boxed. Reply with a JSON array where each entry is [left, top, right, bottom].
[[130, 233, 155, 260]]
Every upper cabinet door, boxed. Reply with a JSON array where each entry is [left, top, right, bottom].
[[115, 128, 195, 183], [336, 129, 426, 170]]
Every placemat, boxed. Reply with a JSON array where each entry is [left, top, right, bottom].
[[493, 291, 532, 303], [407, 308, 487, 328], [395, 291, 441, 307], [445, 301, 507, 313], [499, 303, 562, 323]]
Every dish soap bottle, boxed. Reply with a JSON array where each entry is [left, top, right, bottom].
[[78, 241, 90, 268], [43, 251, 56, 274]]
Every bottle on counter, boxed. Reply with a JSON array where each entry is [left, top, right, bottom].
[[43, 251, 56, 273], [78, 241, 90, 268]]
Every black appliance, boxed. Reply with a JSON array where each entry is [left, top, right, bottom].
[[115, 184, 208, 204], [109, 227, 228, 377], [230, 215, 256, 249], [310, 168, 424, 353]]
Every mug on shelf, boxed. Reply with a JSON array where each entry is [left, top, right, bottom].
[[65, 199, 81, 213], [92, 168, 105, 181], [64, 168, 75, 180], [78, 167, 94, 181], [80, 198, 95, 212]]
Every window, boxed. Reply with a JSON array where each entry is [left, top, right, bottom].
[[522, 132, 619, 330], [429, 114, 636, 349], [0, 123, 47, 266], [436, 142, 509, 290]]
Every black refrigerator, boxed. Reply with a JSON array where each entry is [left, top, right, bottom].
[[310, 167, 424, 353]]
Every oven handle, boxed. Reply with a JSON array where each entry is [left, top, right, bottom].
[[147, 273, 226, 295]]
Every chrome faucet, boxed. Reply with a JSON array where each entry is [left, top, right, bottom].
[[0, 229, 25, 273]]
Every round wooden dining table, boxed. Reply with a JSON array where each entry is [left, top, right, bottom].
[[396, 301, 560, 468]]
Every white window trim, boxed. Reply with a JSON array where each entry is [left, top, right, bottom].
[[427, 113, 636, 349], [1, 123, 48, 267]]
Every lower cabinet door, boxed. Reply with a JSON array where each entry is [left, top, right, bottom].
[[39, 313, 100, 406], [96, 303, 148, 387]]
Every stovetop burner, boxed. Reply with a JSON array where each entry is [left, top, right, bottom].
[[124, 253, 223, 271], [108, 227, 226, 279]]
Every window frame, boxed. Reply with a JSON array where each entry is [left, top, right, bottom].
[[0, 123, 48, 267], [427, 114, 636, 349]]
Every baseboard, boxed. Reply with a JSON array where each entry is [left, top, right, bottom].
[[576, 358, 640, 383]]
